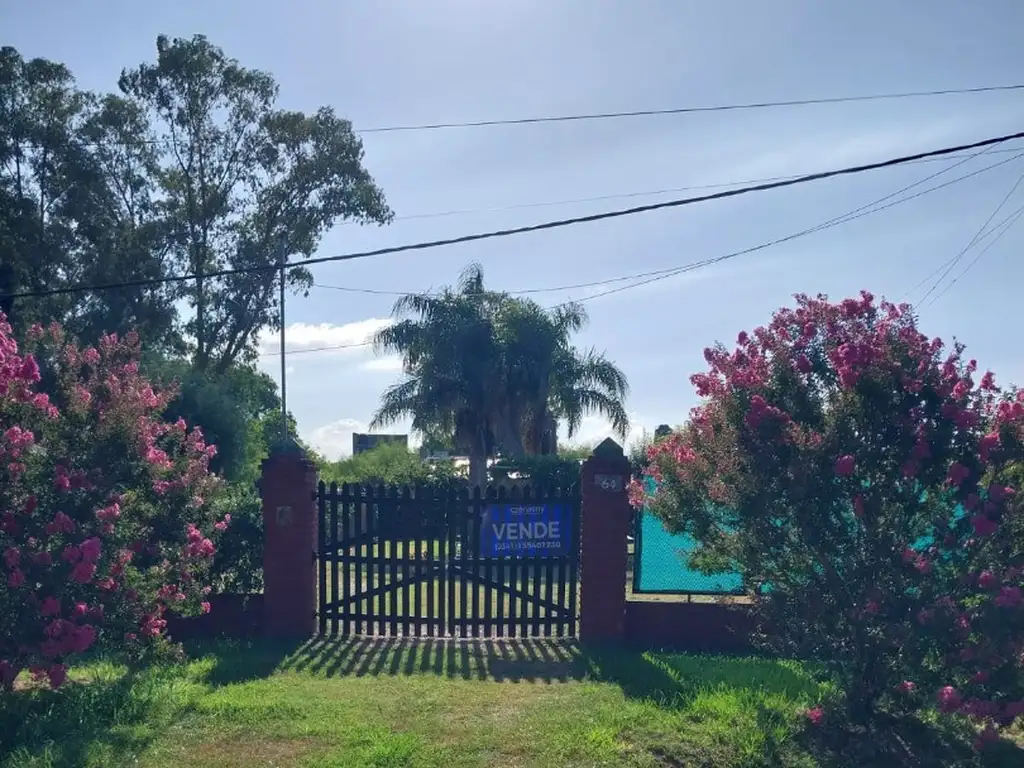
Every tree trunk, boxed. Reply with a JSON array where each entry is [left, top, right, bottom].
[[468, 451, 488, 490]]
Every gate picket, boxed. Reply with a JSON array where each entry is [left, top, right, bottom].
[[317, 480, 580, 638]]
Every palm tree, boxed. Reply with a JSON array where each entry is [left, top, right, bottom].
[[371, 265, 502, 486], [370, 263, 630, 485]]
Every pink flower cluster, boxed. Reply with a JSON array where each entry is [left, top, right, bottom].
[[0, 314, 223, 690], [631, 291, 1024, 743]]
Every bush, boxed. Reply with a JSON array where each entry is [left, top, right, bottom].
[[632, 292, 1024, 745], [490, 454, 582, 489], [318, 442, 460, 488], [0, 318, 228, 690]]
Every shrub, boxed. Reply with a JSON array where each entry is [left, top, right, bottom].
[[0, 317, 228, 690], [632, 292, 1024, 744]]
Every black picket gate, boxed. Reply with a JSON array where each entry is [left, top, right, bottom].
[[316, 482, 581, 638]]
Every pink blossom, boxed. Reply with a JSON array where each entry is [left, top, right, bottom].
[[947, 462, 970, 487], [32, 551, 52, 566], [82, 347, 100, 364], [971, 515, 998, 537], [989, 484, 1014, 503], [805, 706, 824, 725], [2, 546, 19, 569], [853, 495, 865, 518], [80, 537, 102, 563], [979, 432, 1000, 463], [201, 601, 211, 614], [70, 562, 96, 584], [898, 681, 916, 694], [47, 664, 68, 689], [978, 571, 998, 590], [834, 455, 856, 477], [995, 586, 1024, 609], [937, 686, 962, 714], [73, 602, 88, 617], [96, 502, 120, 522], [40, 597, 61, 617], [7, 569, 25, 588]]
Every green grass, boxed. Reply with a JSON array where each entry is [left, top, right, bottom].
[[2, 639, 1019, 767]]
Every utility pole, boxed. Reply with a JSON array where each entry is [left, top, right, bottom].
[[277, 237, 289, 444]]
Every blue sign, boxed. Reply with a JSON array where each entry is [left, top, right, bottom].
[[480, 503, 570, 558]]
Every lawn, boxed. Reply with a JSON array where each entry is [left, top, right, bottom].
[[2, 639, 1020, 767]]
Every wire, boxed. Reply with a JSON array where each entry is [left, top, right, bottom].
[[562, 151, 1024, 307], [13, 85, 1022, 150], [900, 200, 1024, 303], [261, 147, 1024, 358], [9, 128, 1024, 303], [313, 146, 1024, 306], [389, 146, 1024, 221], [917, 168, 1024, 306], [922, 201, 1024, 307], [358, 84, 1024, 133]]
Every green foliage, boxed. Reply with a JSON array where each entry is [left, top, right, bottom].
[[638, 293, 1024, 734], [318, 442, 460, 488], [371, 263, 629, 484], [490, 455, 582, 490], [117, 34, 392, 371], [0, 37, 391, 367], [137, 359, 295, 594], [0, 47, 178, 349]]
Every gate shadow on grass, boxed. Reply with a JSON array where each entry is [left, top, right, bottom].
[[274, 636, 590, 683], [198, 634, 819, 709]]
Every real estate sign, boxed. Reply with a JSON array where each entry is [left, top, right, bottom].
[[480, 503, 570, 558]]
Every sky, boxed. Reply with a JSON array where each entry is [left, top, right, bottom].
[[5, 1, 1024, 460]]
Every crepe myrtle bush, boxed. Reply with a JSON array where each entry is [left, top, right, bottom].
[[0, 315, 229, 691], [631, 292, 1024, 746]]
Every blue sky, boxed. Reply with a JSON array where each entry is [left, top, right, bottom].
[[6, 1, 1024, 459]]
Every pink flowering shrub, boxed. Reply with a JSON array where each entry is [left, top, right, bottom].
[[0, 315, 229, 691], [632, 292, 1024, 741]]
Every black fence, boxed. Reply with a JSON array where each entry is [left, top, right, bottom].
[[317, 483, 581, 638]]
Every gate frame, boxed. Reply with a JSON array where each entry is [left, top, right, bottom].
[[316, 483, 582, 639], [259, 438, 633, 644]]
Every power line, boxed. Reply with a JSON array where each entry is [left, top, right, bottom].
[[917, 168, 1024, 306], [358, 84, 1024, 133], [261, 147, 1024, 358], [559, 151, 1024, 308], [922, 200, 1024, 308], [900, 199, 1024, 303], [312, 146, 1024, 307], [13, 85, 1022, 150], [9, 127, 1024, 304], [390, 146, 1024, 222]]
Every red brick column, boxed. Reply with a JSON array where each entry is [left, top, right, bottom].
[[261, 447, 318, 637], [579, 438, 632, 644]]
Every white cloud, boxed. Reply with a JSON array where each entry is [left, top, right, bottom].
[[303, 417, 420, 460], [359, 355, 404, 373], [304, 418, 370, 460], [257, 318, 393, 357]]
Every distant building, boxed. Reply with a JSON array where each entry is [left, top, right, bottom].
[[352, 433, 408, 455]]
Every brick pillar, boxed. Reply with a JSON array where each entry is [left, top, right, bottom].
[[261, 445, 318, 638], [579, 438, 632, 644]]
